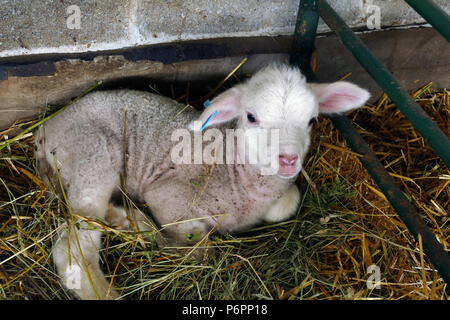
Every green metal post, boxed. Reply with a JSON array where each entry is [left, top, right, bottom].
[[290, 0, 319, 80], [317, 0, 450, 168], [405, 0, 450, 42]]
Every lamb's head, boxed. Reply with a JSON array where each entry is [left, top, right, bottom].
[[190, 64, 370, 179]]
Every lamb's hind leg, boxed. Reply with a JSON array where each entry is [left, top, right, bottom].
[[54, 225, 118, 300], [53, 183, 120, 300], [108, 205, 166, 246], [109, 205, 155, 233]]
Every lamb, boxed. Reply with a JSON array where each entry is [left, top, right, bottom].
[[35, 64, 370, 299]]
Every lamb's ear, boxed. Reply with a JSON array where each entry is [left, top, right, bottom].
[[309, 82, 370, 114], [188, 87, 243, 131]]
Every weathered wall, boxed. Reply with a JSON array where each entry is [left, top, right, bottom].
[[0, 1, 449, 131], [1, 0, 449, 58]]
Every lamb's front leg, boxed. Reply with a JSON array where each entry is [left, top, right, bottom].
[[264, 184, 300, 223]]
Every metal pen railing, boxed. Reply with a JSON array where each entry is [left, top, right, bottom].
[[405, 0, 450, 41], [290, 0, 450, 286]]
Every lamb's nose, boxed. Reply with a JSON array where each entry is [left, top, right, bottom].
[[279, 154, 298, 166]]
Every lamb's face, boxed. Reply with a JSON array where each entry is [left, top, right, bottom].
[[190, 64, 370, 179], [236, 66, 318, 178]]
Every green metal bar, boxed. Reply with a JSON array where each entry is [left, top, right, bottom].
[[317, 0, 450, 168], [289, 0, 319, 79], [290, 0, 450, 286], [405, 0, 450, 42], [328, 113, 450, 286]]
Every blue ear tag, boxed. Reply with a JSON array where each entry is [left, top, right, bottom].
[[201, 110, 218, 131], [203, 100, 211, 109]]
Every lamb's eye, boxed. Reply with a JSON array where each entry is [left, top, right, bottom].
[[308, 117, 317, 127], [247, 113, 257, 123]]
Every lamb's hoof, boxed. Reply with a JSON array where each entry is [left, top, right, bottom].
[[172, 245, 215, 261], [187, 246, 215, 261]]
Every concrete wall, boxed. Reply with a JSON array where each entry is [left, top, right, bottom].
[[1, 0, 449, 58], [0, 1, 449, 131]]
